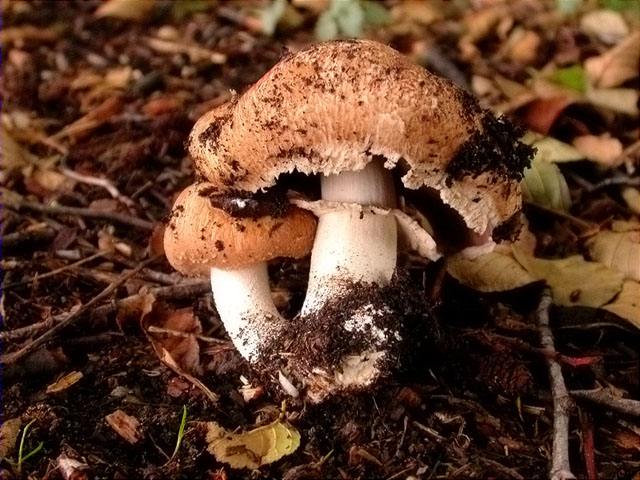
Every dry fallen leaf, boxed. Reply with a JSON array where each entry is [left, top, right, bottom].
[[522, 132, 583, 163], [603, 281, 640, 329], [0, 418, 22, 460], [446, 251, 535, 292], [613, 429, 640, 451], [206, 419, 300, 470], [521, 97, 574, 135], [573, 134, 624, 166], [585, 87, 639, 116], [46, 371, 84, 394], [95, 0, 155, 21], [512, 247, 624, 307], [105, 410, 142, 444], [580, 9, 629, 45], [586, 228, 640, 281], [584, 30, 640, 88], [621, 188, 640, 215]]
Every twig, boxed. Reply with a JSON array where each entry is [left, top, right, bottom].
[[571, 389, 640, 418], [3, 251, 106, 288], [5, 198, 154, 230], [60, 167, 134, 206], [2, 226, 57, 250], [579, 410, 598, 480], [1, 257, 158, 365], [536, 289, 576, 480], [476, 456, 525, 480]]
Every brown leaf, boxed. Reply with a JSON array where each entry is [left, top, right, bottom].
[[0, 418, 21, 460], [145, 306, 202, 375], [95, 0, 155, 21], [46, 371, 84, 394], [521, 97, 573, 134], [613, 429, 640, 451], [585, 31, 640, 88], [105, 410, 142, 444], [115, 289, 156, 330]]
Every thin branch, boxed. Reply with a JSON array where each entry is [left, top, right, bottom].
[[5, 199, 154, 230], [537, 289, 576, 480], [1, 257, 158, 365], [571, 389, 640, 418], [60, 167, 134, 206], [3, 251, 106, 288]]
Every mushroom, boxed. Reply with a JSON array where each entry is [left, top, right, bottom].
[[186, 40, 532, 394], [164, 183, 316, 362]]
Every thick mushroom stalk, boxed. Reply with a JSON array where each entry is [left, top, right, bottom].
[[302, 159, 397, 314], [210, 263, 283, 362]]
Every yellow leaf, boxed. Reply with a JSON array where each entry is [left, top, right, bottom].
[[0, 418, 21, 460], [604, 281, 640, 329], [587, 229, 640, 281], [46, 371, 83, 394], [446, 251, 535, 292], [206, 419, 301, 470], [621, 188, 640, 215], [512, 248, 624, 307], [602, 280, 640, 328], [585, 88, 639, 116], [521, 156, 572, 211], [95, 0, 155, 20]]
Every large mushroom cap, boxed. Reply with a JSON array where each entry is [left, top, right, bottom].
[[164, 183, 317, 276], [189, 39, 532, 235]]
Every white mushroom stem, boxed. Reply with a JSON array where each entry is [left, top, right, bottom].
[[210, 262, 284, 362], [302, 160, 398, 314]]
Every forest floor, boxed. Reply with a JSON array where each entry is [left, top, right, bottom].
[[1, 1, 639, 479]]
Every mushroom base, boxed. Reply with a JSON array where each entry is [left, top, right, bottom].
[[257, 272, 442, 403]]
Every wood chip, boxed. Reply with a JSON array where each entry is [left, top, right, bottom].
[[105, 410, 142, 444]]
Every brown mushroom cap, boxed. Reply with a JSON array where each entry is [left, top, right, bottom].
[[189, 40, 532, 235], [164, 183, 317, 276]]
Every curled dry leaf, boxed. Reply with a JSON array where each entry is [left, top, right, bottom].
[[206, 419, 301, 470], [587, 228, 640, 281], [46, 371, 83, 394], [521, 97, 573, 135], [584, 31, 640, 88], [522, 155, 572, 211], [580, 9, 629, 45], [512, 247, 624, 307], [0, 418, 21, 460], [95, 0, 155, 21], [603, 281, 640, 329], [573, 134, 624, 166]]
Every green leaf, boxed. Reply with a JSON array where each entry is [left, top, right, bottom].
[[512, 247, 624, 307], [521, 156, 572, 211], [315, 10, 339, 40], [362, 0, 390, 26], [600, 0, 640, 12], [260, 0, 288, 36], [206, 419, 300, 470], [335, 0, 365, 38], [549, 65, 587, 92]]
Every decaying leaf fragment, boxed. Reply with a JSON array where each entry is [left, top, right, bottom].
[[0, 418, 22, 460], [206, 419, 300, 470], [95, 0, 155, 20], [105, 410, 142, 444], [603, 281, 640, 329], [46, 371, 83, 394], [586, 226, 640, 281]]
